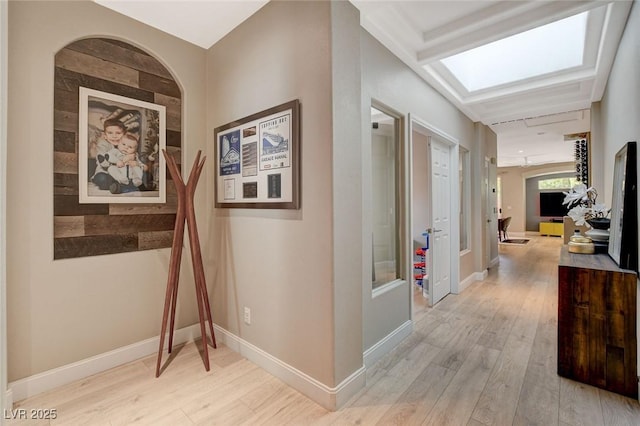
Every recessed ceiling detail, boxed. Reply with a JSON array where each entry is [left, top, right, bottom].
[[353, 0, 631, 126], [438, 11, 587, 92], [352, 0, 631, 167]]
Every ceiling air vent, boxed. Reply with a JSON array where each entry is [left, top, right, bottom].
[[524, 110, 583, 127]]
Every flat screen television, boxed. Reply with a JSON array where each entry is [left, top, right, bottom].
[[539, 191, 569, 217]]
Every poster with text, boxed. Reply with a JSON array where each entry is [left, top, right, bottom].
[[214, 100, 300, 209]]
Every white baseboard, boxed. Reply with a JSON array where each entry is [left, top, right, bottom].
[[489, 256, 500, 268], [458, 273, 476, 293], [9, 322, 367, 412], [458, 270, 489, 294], [213, 325, 366, 411], [8, 323, 202, 403], [363, 320, 412, 368]]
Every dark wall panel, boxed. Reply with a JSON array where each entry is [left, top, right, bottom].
[[53, 38, 181, 259]]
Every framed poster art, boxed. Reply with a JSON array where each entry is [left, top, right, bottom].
[[214, 99, 300, 209], [608, 141, 637, 272], [78, 87, 166, 204]]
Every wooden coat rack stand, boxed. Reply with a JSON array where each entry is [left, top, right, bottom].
[[156, 149, 216, 377]]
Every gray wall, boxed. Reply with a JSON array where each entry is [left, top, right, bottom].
[[360, 29, 494, 348], [600, 2, 640, 210]]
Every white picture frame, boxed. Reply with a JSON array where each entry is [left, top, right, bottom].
[[78, 87, 166, 204]]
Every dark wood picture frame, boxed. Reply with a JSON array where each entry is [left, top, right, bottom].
[[608, 141, 637, 272], [214, 100, 300, 209]]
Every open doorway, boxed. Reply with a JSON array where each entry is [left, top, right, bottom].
[[410, 116, 460, 314]]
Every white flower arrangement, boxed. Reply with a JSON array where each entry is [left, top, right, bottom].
[[562, 183, 609, 227]]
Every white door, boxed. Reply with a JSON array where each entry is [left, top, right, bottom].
[[428, 137, 451, 306]]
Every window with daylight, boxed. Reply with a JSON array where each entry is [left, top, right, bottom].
[[538, 177, 578, 190], [440, 11, 588, 92]]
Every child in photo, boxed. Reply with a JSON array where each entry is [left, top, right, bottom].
[[106, 133, 148, 193], [91, 118, 127, 190]]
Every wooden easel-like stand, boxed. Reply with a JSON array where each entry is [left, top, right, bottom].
[[156, 149, 216, 377]]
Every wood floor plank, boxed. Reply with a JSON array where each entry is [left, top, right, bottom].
[[471, 334, 534, 425], [600, 390, 640, 426], [559, 378, 604, 426], [180, 367, 273, 425], [422, 344, 500, 426], [429, 287, 502, 371], [513, 246, 561, 426], [374, 363, 456, 425], [130, 408, 195, 425], [328, 341, 443, 425]]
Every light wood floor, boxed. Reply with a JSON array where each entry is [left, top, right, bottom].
[[10, 236, 640, 425]]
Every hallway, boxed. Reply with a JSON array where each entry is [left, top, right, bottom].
[[10, 237, 640, 425]]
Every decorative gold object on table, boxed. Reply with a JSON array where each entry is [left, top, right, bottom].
[[568, 230, 595, 254]]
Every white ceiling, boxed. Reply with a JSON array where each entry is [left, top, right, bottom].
[[94, 0, 633, 168], [95, 0, 269, 49]]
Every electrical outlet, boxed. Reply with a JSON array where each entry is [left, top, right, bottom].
[[244, 307, 251, 325]]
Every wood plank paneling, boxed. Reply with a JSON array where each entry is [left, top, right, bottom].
[[54, 87, 79, 113], [66, 38, 173, 80], [139, 71, 180, 98], [53, 38, 181, 259], [54, 130, 76, 153], [55, 67, 155, 103], [166, 129, 181, 147], [109, 197, 178, 215], [54, 110, 78, 133], [83, 214, 176, 236], [55, 48, 139, 87], [54, 172, 79, 187], [54, 195, 109, 216], [139, 230, 174, 250], [155, 93, 181, 131], [54, 216, 85, 238], [54, 173, 79, 195], [102, 39, 150, 55], [54, 234, 138, 259], [54, 152, 78, 174], [165, 146, 182, 165]]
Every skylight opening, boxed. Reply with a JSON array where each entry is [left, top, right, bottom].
[[438, 11, 588, 92]]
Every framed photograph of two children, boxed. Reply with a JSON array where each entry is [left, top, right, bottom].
[[214, 99, 300, 209], [78, 87, 167, 204]]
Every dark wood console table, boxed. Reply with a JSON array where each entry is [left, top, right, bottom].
[[558, 247, 638, 398]]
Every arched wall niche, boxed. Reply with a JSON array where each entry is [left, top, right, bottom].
[[53, 37, 182, 259]]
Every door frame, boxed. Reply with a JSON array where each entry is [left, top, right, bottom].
[[409, 115, 460, 300]]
